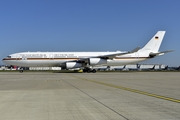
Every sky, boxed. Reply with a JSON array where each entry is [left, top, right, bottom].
[[0, 0, 180, 66]]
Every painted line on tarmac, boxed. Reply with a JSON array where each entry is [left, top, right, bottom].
[[70, 75, 180, 103], [62, 79, 129, 120]]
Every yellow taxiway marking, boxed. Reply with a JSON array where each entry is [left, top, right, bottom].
[[70, 75, 180, 103]]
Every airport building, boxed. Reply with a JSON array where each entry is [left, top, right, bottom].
[[1, 64, 179, 71], [87, 64, 167, 71]]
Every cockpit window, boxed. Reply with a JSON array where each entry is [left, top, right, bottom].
[[7, 56, 11, 58]]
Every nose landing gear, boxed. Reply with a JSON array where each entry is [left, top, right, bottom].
[[19, 67, 24, 73]]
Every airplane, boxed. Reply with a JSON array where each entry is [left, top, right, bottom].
[[137, 64, 156, 71], [127, 64, 140, 71], [113, 65, 128, 71], [96, 66, 111, 71], [169, 66, 180, 71], [2, 31, 173, 73], [163, 66, 180, 71]]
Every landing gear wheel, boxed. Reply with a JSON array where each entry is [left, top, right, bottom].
[[87, 69, 91, 73], [92, 69, 96, 73], [83, 68, 96, 73], [19, 67, 24, 73], [83, 69, 87, 73]]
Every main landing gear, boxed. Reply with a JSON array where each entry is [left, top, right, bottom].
[[83, 68, 96, 73]]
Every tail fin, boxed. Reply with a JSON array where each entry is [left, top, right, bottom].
[[140, 31, 166, 53]]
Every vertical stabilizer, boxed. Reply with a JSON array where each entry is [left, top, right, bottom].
[[141, 31, 166, 53]]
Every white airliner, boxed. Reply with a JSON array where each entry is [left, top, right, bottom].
[[2, 31, 173, 73]]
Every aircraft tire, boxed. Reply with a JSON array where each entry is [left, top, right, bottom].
[[87, 69, 91, 73], [83, 69, 87, 73], [92, 69, 96, 73]]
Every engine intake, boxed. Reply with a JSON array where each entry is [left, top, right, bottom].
[[65, 62, 82, 69]]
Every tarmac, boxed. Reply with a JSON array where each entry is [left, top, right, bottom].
[[0, 72, 179, 120]]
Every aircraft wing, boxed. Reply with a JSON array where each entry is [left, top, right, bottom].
[[97, 47, 140, 59], [74, 47, 141, 63]]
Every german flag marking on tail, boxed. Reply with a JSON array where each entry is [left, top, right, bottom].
[[155, 36, 159, 40]]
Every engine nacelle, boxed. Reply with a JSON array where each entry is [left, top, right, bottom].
[[65, 62, 82, 69], [89, 58, 107, 65]]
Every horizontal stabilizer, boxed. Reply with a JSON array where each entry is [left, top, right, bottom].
[[149, 50, 174, 57]]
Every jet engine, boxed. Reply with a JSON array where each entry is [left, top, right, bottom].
[[65, 62, 82, 69], [89, 58, 107, 65]]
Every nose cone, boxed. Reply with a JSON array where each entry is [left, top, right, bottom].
[[2, 58, 7, 64], [2, 57, 11, 65], [2, 58, 7, 61], [2, 57, 11, 60], [2, 58, 7, 62]]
